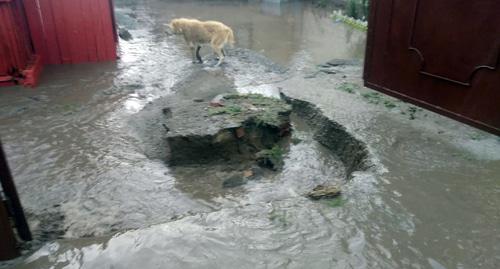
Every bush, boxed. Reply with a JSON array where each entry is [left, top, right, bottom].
[[347, 0, 358, 19], [344, 0, 370, 21]]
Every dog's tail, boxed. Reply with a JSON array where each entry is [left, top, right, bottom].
[[225, 28, 235, 48]]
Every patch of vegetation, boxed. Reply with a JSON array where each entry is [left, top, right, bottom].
[[315, 0, 328, 8], [361, 0, 369, 18], [407, 106, 418, 120], [359, 91, 399, 110], [256, 145, 284, 170], [254, 111, 285, 127], [330, 0, 370, 31], [210, 94, 291, 128], [346, 0, 370, 20], [259, 145, 284, 161], [338, 82, 360, 94], [361, 91, 382, 105], [332, 11, 368, 31], [322, 197, 347, 208], [383, 100, 397, 109], [226, 93, 275, 107], [347, 0, 358, 20], [208, 105, 242, 116]]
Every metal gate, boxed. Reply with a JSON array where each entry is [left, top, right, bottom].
[[364, 0, 500, 135]]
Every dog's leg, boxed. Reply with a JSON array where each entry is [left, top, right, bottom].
[[196, 45, 203, 63], [214, 47, 224, 67], [189, 44, 197, 63], [215, 49, 225, 60]]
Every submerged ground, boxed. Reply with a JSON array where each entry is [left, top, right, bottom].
[[0, 0, 499, 268]]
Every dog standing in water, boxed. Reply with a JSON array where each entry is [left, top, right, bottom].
[[168, 18, 235, 66]]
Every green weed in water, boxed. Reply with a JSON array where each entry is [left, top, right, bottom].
[[383, 100, 397, 109], [362, 92, 381, 104], [338, 82, 359, 94]]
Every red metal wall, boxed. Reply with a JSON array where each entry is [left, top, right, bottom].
[[0, 0, 116, 87], [23, 0, 117, 65], [0, 0, 35, 85]]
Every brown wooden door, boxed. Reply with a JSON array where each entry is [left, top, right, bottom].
[[364, 0, 500, 135]]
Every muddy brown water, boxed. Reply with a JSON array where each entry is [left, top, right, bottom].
[[0, 1, 499, 269]]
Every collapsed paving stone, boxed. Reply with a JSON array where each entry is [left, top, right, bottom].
[[165, 94, 292, 166], [307, 184, 342, 200]]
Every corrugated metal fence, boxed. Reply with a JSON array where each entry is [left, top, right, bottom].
[[23, 0, 117, 64], [0, 0, 34, 85], [0, 0, 117, 87]]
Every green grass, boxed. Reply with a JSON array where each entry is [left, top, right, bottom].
[[407, 106, 418, 120], [208, 105, 242, 116], [383, 100, 397, 109], [361, 92, 381, 104], [314, 0, 328, 8], [338, 82, 360, 94], [209, 94, 291, 127], [332, 11, 368, 31], [347, 0, 358, 19], [259, 145, 284, 161], [226, 93, 274, 106], [256, 145, 285, 168]]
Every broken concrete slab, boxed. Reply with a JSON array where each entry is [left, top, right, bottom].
[[165, 94, 292, 166]]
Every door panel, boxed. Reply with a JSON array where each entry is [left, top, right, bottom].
[[364, 0, 500, 135]]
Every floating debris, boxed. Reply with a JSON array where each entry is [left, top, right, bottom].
[[307, 184, 342, 200]]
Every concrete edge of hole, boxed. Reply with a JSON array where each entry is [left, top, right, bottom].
[[280, 92, 374, 178]]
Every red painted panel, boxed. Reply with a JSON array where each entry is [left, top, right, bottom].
[[81, 0, 98, 62], [98, 0, 117, 61], [52, 1, 71, 63], [2, 0, 117, 87], [60, 0, 75, 62], [71, 6, 85, 62], [23, 0, 47, 63], [90, 0, 107, 61], [38, 0, 62, 64], [22, 55, 43, 87], [0, 0, 34, 79], [32, 0, 117, 64]]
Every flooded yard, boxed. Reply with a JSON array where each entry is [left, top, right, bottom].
[[0, 0, 499, 269]]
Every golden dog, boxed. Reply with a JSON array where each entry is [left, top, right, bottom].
[[168, 18, 235, 66]]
